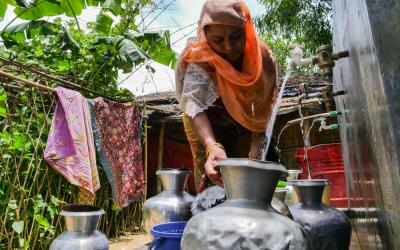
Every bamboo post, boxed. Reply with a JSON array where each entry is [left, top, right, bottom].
[[143, 106, 148, 201], [157, 121, 166, 194]]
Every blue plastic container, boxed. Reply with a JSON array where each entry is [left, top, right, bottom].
[[148, 221, 187, 250]]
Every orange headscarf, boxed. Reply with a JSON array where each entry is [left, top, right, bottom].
[[175, 0, 277, 133]]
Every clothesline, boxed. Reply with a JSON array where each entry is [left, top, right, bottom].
[[0, 57, 136, 103]]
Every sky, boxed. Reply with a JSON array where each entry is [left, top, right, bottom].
[[0, 0, 266, 96]]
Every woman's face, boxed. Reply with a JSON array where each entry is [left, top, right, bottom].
[[205, 24, 246, 64]]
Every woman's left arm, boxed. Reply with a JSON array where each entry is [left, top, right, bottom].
[[249, 132, 264, 159]]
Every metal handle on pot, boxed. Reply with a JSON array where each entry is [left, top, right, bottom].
[[148, 237, 164, 250]]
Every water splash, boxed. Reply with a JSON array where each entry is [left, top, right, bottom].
[[261, 70, 292, 161]]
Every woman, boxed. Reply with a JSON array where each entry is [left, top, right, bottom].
[[175, 0, 278, 191]]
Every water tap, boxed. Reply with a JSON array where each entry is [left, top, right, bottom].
[[287, 44, 349, 81], [286, 44, 314, 71], [318, 117, 339, 132]]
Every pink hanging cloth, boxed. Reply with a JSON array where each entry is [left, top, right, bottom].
[[44, 87, 100, 198]]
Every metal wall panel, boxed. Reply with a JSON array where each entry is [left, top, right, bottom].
[[333, 0, 400, 249]]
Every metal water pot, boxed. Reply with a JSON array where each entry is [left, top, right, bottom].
[[143, 168, 195, 232], [285, 169, 302, 205], [181, 159, 312, 250], [289, 179, 352, 250], [50, 205, 109, 250]]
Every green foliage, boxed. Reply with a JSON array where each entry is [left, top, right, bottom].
[[124, 30, 177, 68], [95, 11, 114, 34], [110, 0, 151, 34], [262, 33, 291, 74], [60, 0, 86, 17], [0, 86, 7, 117], [256, 0, 332, 71], [2, 20, 59, 47], [1, 22, 176, 99], [9, 0, 109, 21], [97, 35, 149, 73], [1, 0, 175, 99], [14, 0, 65, 20], [0, 2, 7, 22], [104, 0, 122, 16], [0, 86, 68, 249]]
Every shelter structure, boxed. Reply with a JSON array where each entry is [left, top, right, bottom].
[[141, 74, 342, 196]]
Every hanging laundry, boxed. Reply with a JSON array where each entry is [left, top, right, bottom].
[[88, 98, 144, 208], [44, 87, 100, 202]]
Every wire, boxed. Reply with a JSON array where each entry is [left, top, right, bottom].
[[141, 0, 178, 31]]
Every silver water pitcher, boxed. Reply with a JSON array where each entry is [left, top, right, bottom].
[[143, 168, 195, 232], [50, 205, 109, 250]]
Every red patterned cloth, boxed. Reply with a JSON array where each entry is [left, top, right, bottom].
[[90, 98, 144, 208]]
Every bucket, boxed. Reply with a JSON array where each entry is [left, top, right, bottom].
[[149, 221, 186, 250], [295, 143, 348, 207]]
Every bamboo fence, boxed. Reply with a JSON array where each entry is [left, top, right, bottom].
[[0, 67, 144, 249]]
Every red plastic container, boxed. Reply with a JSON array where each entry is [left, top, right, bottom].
[[295, 143, 348, 207]]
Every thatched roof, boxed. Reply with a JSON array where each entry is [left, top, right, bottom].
[[141, 74, 331, 122]]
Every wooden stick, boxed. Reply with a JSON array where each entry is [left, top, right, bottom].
[[157, 121, 166, 194], [0, 69, 55, 93], [143, 106, 148, 201]]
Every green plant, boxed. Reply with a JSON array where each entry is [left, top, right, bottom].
[[255, 0, 332, 72]]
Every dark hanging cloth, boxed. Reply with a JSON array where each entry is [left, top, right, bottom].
[[88, 98, 144, 208]]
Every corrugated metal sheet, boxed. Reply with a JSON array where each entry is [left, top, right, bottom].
[[333, 0, 400, 249]]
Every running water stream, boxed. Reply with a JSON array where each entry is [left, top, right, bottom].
[[298, 106, 311, 179], [261, 70, 292, 161], [274, 124, 290, 163]]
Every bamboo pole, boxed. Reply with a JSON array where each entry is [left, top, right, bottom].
[[156, 121, 166, 194], [0, 57, 135, 103], [143, 106, 148, 201], [0, 69, 55, 93]]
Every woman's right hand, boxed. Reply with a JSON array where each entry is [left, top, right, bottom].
[[204, 146, 227, 187]]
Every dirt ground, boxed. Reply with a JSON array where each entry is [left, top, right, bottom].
[[109, 234, 151, 250]]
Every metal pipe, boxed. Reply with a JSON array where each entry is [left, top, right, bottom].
[[287, 111, 340, 125]]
